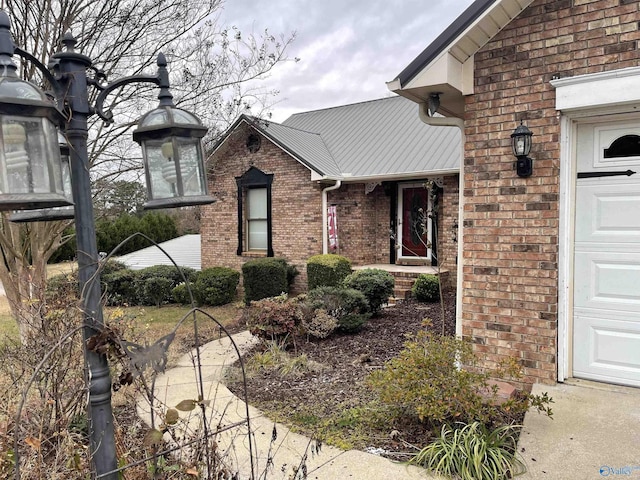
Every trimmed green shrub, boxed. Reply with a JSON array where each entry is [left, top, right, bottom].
[[134, 265, 197, 306], [242, 294, 301, 343], [242, 257, 290, 305], [99, 259, 129, 276], [46, 271, 79, 307], [142, 277, 174, 307], [172, 283, 192, 305], [412, 274, 440, 302], [342, 268, 394, 315], [193, 267, 240, 306], [102, 269, 139, 306], [306, 286, 370, 333], [306, 254, 352, 290]]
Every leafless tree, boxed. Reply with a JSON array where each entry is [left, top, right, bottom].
[[0, 0, 295, 339]]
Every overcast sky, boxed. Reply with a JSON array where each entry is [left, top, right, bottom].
[[219, 0, 476, 122]]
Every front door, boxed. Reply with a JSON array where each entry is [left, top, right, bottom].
[[397, 183, 431, 260], [573, 120, 640, 386]]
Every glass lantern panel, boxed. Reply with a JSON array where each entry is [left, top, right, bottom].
[[140, 109, 169, 127], [176, 138, 207, 196], [171, 109, 200, 125], [143, 138, 178, 200], [0, 115, 62, 195], [0, 77, 47, 101]]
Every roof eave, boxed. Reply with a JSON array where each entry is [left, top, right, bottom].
[[208, 115, 330, 178], [318, 168, 459, 184], [388, 0, 534, 116]]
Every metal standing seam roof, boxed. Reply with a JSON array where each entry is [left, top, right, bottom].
[[256, 120, 342, 177], [281, 96, 461, 179], [210, 97, 461, 181], [116, 234, 202, 271]]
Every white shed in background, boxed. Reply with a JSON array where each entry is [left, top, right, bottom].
[[116, 234, 201, 271]]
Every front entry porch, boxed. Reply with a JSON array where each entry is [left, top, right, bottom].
[[354, 264, 448, 304]]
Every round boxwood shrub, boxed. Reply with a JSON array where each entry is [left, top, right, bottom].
[[242, 257, 290, 305], [412, 274, 440, 302], [102, 269, 139, 306], [306, 286, 370, 333], [193, 267, 240, 306], [172, 283, 192, 305], [306, 254, 352, 290], [143, 276, 174, 307], [134, 265, 197, 306], [342, 268, 394, 315]]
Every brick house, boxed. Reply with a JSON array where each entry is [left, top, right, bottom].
[[388, 0, 640, 386], [201, 96, 461, 294]]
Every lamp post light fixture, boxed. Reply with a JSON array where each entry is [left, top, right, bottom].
[[9, 132, 75, 222], [0, 9, 213, 479], [511, 120, 533, 177]]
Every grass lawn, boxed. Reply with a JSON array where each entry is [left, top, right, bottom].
[[0, 261, 245, 342]]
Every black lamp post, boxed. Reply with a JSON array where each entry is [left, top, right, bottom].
[[0, 10, 213, 479], [511, 121, 533, 177]]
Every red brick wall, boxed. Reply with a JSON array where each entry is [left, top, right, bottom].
[[202, 124, 324, 294], [463, 0, 640, 384], [440, 175, 459, 290], [326, 183, 390, 265], [203, 124, 461, 295]]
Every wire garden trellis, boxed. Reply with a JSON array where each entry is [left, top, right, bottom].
[[11, 233, 257, 479]]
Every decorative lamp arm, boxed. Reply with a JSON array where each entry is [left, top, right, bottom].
[[95, 53, 171, 123], [13, 47, 62, 97]]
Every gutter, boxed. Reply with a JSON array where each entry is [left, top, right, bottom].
[[418, 102, 465, 339], [322, 180, 342, 254]]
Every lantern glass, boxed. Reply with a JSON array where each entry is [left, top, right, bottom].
[[9, 134, 75, 222], [142, 136, 208, 206], [510, 123, 533, 157], [0, 72, 69, 210], [0, 115, 68, 209], [134, 104, 213, 209]]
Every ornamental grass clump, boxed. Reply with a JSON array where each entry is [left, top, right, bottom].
[[410, 422, 525, 480]]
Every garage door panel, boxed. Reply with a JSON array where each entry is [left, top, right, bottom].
[[574, 313, 640, 386], [575, 186, 640, 243], [573, 120, 640, 386], [574, 252, 640, 311]]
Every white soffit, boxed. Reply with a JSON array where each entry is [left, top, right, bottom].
[[551, 67, 640, 112], [448, 0, 532, 64], [395, 0, 533, 116]]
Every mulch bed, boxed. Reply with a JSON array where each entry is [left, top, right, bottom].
[[226, 291, 456, 457]]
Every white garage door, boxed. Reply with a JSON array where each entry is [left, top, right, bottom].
[[573, 120, 640, 386]]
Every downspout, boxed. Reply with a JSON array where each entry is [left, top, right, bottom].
[[418, 103, 465, 339], [322, 180, 342, 254]]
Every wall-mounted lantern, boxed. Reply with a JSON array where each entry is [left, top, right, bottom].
[[511, 121, 533, 178]]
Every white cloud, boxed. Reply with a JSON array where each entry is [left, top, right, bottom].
[[219, 0, 475, 122]]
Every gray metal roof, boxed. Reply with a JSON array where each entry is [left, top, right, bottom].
[[281, 96, 461, 179], [252, 120, 342, 177], [117, 234, 201, 271]]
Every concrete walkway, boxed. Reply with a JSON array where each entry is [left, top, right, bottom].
[[137, 331, 438, 479], [138, 331, 640, 479], [518, 379, 640, 479]]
